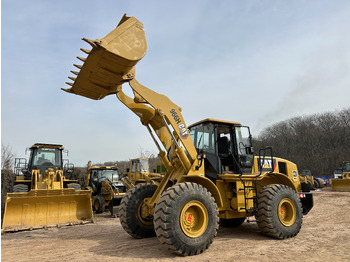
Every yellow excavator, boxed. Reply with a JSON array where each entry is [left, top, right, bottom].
[[331, 161, 350, 191], [2, 143, 93, 232], [62, 15, 313, 256]]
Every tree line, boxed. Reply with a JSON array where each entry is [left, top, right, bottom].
[[252, 107, 350, 177]]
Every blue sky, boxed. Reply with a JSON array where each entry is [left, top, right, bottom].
[[2, 0, 350, 166]]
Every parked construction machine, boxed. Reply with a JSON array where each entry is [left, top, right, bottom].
[[85, 161, 126, 216], [122, 158, 163, 190], [2, 143, 93, 232], [331, 161, 350, 191], [62, 15, 313, 256], [300, 170, 324, 189]]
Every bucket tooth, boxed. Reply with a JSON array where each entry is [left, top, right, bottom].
[[82, 38, 99, 48], [80, 48, 91, 54], [65, 82, 73, 86], [70, 70, 79, 76], [77, 56, 86, 62], [68, 76, 76, 81], [74, 64, 83, 69]]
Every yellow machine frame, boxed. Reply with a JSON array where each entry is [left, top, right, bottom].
[[62, 15, 313, 256]]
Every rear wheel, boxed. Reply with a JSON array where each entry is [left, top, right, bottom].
[[93, 195, 105, 213], [12, 184, 29, 192], [154, 182, 219, 256], [315, 178, 324, 188], [119, 183, 157, 238], [67, 183, 81, 190], [256, 184, 302, 239]]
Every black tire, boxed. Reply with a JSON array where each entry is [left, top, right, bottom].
[[313, 179, 320, 189], [67, 183, 81, 190], [12, 184, 29, 192], [119, 183, 158, 238], [93, 195, 105, 214], [154, 182, 219, 256], [256, 184, 302, 239], [220, 217, 245, 227], [315, 178, 324, 188]]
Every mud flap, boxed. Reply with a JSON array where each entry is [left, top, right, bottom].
[[2, 189, 93, 232], [298, 192, 313, 215]]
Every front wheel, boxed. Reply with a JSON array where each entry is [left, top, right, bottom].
[[154, 182, 219, 256], [119, 183, 157, 238], [93, 195, 105, 213], [256, 184, 302, 239]]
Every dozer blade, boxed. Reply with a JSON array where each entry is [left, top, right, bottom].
[[330, 179, 350, 192], [62, 14, 147, 100], [2, 189, 93, 232]]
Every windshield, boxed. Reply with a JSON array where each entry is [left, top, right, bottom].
[[91, 169, 120, 181], [189, 123, 215, 154], [131, 159, 149, 172], [343, 162, 350, 172], [334, 169, 342, 174], [31, 147, 62, 168], [302, 170, 312, 176]]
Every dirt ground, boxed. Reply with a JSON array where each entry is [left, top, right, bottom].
[[2, 187, 350, 262]]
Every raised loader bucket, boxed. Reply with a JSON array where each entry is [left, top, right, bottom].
[[330, 178, 350, 192], [62, 14, 147, 100], [2, 189, 93, 232]]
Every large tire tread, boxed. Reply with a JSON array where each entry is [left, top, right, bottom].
[[12, 184, 29, 192], [256, 184, 302, 239], [154, 182, 219, 256], [119, 183, 157, 238]]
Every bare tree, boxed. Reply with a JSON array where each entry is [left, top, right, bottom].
[[1, 144, 15, 170], [254, 107, 350, 177]]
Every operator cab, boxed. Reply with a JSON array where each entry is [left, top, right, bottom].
[[89, 168, 123, 195], [189, 119, 254, 181], [28, 144, 63, 175]]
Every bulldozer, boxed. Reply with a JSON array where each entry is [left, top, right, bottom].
[[85, 161, 126, 216], [2, 143, 93, 232], [331, 161, 350, 191], [122, 158, 163, 190], [62, 15, 313, 256]]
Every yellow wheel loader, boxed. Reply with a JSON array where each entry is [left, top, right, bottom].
[[122, 158, 163, 190], [331, 161, 350, 191], [85, 161, 126, 216], [62, 15, 313, 256], [2, 143, 93, 232], [300, 170, 324, 189]]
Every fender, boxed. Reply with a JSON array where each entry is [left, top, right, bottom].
[[181, 175, 223, 208]]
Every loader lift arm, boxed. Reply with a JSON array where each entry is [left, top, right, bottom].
[[62, 15, 206, 209]]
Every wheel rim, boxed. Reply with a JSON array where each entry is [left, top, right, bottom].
[[138, 200, 153, 226], [180, 200, 208, 238], [278, 198, 296, 226], [94, 199, 100, 211]]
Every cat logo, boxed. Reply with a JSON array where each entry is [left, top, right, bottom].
[[260, 159, 273, 169], [258, 158, 276, 172]]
